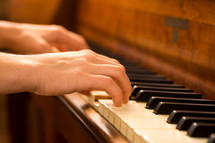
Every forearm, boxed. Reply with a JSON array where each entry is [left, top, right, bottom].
[[0, 53, 34, 95]]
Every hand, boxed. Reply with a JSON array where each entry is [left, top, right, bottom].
[[0, 21, 89, 54], [25, 50, 132, 106]]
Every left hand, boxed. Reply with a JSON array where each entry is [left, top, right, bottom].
[[0, 21, 89, 54]]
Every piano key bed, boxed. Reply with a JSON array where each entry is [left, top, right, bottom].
[[66, 46, 215, 143]]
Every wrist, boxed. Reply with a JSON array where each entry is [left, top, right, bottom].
[[17, 55, 38, 93], [0, 53, 37, 94]]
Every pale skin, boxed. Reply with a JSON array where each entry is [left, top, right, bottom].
[[0, 21, 132, 107]]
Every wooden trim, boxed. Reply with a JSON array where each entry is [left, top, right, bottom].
[[62, 93, 129, 143]]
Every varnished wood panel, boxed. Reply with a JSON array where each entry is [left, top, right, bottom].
[[5, 0, 62, 24], [7, 93, 128, 143], [74, 0, 215, 100], [62, 93, 129, 143], [53, 96, 100, 143]]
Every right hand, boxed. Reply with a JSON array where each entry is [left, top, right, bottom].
[[26, 49, 132, 106]]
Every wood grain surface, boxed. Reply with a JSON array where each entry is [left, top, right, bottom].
[[73, 0, 215, 100]]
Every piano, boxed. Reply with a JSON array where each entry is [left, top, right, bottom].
[[6, 0, 215, 143]]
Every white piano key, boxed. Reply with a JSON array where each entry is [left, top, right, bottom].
[[99, 100, 122, 131], [120, 117, 173, 142], [100, 100, 153, 118], [108, 110, 116, 124], [136, 129, 208, 143], [103, 105, 110, 119], [98, 101, 105, 115], [114, 114, 122, 130], [133, 130, 149, 143], [98, 99, 207, 143], [126, 118, 175, 129], [120, 119, 129, 135], [127, 125, 136, 142]]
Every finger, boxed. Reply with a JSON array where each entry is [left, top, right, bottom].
[[21, 25, 90, 51], [53, 31, 90, 51], [51, 43, 68, 52], [50, 46, 60, 53], [67, 32, 90, 50], [14, 35, 60, 54], [34, 39, 60, 54], [84, 63, 132, 104], [82, 75, 123, 107]]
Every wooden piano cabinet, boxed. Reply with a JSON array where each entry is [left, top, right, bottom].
[[7, 93, 30, 143], [7, 93, 62, 143], [59, 93, 129, 143], [52, 96, 100, 143], [7, 93, 128, 143], [68, 0, 215, 101], [5, 0, 61, 24]]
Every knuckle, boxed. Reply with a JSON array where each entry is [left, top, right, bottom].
[[78, 35, 86, 42], [50, 25, 66, 35], [75, 33, 87, 43], [83, 53, 94, 61], [51, 25, 65, 31], [120, 65, 126, 72], [113, 58, 120, 64], [81, 49, 89, 53], [82, 49, 94, 54], [81, 50, 96, 58], [115, 66, 126, 76]]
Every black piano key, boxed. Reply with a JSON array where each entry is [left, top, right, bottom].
[[146, 97, 215, 109], [208, 133, 215, 143], [132, 86, 192, 98], [121, 61, 138, 65], [167, 110, 215, 124], [122, 64, 138, 67], [126, 68, 155, 75], [188, 122, 215, 137], [125, 66, 149, 70], [130, 77, 173, 83], [177, 116, 215, 130], [129, 77, 170, 83], [127, 74, 166, 79], [135, 90, 201, 102], [131, 82, 184, 88], [154, 102, 215, 114]]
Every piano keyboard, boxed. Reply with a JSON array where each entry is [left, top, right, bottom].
[[98, 99, 207, 143], [85, 47, 215, 143]]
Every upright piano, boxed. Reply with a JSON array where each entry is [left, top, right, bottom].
[[6, 0, 215, 143]]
